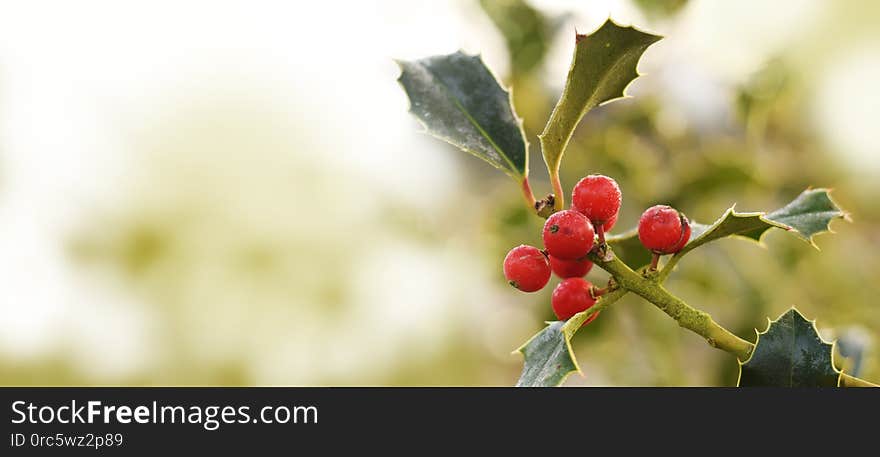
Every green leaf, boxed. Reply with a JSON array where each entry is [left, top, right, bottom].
[[397, 51, 528, 181], [515, 291, 623, 387], [607, 188, 847, 267], [761, 188, 849, 246], [515, 321, 579, 387], [679, 188, 847, 255], [738, 308, 840, 387], [539, 19, 661, 176], [479, 0, 557, 77]]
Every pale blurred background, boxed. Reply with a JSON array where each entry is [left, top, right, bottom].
[[0, 0, 878, 386]]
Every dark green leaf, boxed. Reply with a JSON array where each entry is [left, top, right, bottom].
[[479, 0, 560, 77], [540, 20, 661, 177], [738, 308, 840, 387], [761, 188, 849, 246], [397, 51, 528, 180], [515, 291, 622, 387], [680, 188, 847, 255]]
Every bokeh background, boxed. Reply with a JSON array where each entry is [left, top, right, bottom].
[[1, 0, 878, 386]]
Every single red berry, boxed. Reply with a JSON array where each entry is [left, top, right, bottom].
[[503, 245, 551, 292], [549, 255, 593, 279], [542, 210, 595, 260], [572, 174, 622, 226], [638, 205, 689, 254], [551, 277, 599, 325]]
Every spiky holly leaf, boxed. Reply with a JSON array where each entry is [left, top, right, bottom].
[[540, 20, 661, 178], [738, 308, 840, 387], [396, 51, 528, 181], [679, 188, 847, 255], [515, 321, 578, 387], [608, 188, 847, 268], [515, 291, 623, 387]]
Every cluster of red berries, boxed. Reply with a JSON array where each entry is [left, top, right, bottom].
[[503, 174, 691, 326]]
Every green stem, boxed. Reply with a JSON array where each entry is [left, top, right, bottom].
[[587, 249, 755, 361], [658, 251, 684, 282], [656, 248, 877, 385], [562, 288, 628, 338]]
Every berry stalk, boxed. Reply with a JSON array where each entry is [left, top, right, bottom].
[[520, 177, 537, 209], [649, 253, 660, 271], [596, 224, 606, 246], [590, 286, 610, 298], [550, 169, 565, 212]]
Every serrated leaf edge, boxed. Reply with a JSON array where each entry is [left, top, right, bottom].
[[680, 205, 791, 253], [394, 51, 530, 182], [513, 320, 582, 386], [539, 18, 662, 175], [736, 306, 842, 387], [576, 18, 662, 108], [772, 188, 850, 249]]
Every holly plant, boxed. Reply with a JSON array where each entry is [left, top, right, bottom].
[[396, 18, 878, 387]]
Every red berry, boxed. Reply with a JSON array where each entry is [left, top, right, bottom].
[[542, 210, 595, 260], [549, 255, 593, 279], [503, 245, 551, 292], [551, 278, 599, 325], [638, 205, 690, 254], [572, 174, 622, 226]]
